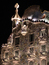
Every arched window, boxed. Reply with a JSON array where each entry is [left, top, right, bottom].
[[41, 59, 46, 65]]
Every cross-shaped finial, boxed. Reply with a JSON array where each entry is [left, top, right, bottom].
[[14, 3, 19, 9]]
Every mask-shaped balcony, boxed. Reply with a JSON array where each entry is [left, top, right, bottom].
[[21, 25, 28, 36], [40, 51, 47, 56]]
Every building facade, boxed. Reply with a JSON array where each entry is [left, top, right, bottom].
[[1, 3, 49, 65]]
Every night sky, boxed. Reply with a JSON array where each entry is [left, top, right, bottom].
[[0, 0, 49, 53]]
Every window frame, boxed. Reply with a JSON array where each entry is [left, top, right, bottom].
[[15, 36, 20, 46], [5, 52, 9, 59], [29, 46, 34, 54], [41, 45, 46, 52], [14, 50, 20, 60], [15, 50, 19, 57], [29, 33, 34, 45], [40, 28, 46, 37]]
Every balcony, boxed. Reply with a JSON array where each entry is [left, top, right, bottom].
[[39, 41, 46, 44], [13, 56, 19, 61], [2, 58, 9, 63], [4, 58, 8, 62], [40, 51, 47, 56]]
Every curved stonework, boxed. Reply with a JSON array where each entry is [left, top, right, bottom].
[[1, 3, 49, 65]]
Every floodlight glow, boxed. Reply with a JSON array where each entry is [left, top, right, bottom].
[[17, 5, 19, 9], [16, 21, 19, 25], [45, 18, 49, 23], [28, 15, 33, 19], [39, 19, 45, 21], [32, 18, 37, 21], [45, 19, 48, 22]]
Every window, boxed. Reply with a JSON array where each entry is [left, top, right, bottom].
[[29, 34, 34, 42], [15, 51, 19, 56], [40, 31, 42, 37], [40, 28, 45, 37], [41, 60, 46, 65], [23, 21, 27, 26], [45, 27, 48, 36], [15, 51, 19, 60], [15, 37, 19, 45], [5, 53, 8, 58], [30, 47, 34, 54], [42, 45, 46, 52]]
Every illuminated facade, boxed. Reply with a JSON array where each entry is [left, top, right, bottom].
[[1, 3, 49, 65]]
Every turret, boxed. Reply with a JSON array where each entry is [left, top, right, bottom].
[[11, 3, 21, 29]]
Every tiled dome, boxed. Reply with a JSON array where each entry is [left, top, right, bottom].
[[22, 5, 43, 19]]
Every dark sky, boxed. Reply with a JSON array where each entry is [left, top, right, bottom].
[[0, 0, 49, 51]]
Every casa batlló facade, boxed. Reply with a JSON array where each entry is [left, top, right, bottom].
[[1, 3, 49, 65]]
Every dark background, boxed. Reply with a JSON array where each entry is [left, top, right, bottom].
[[0, 0, 49, 53]]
